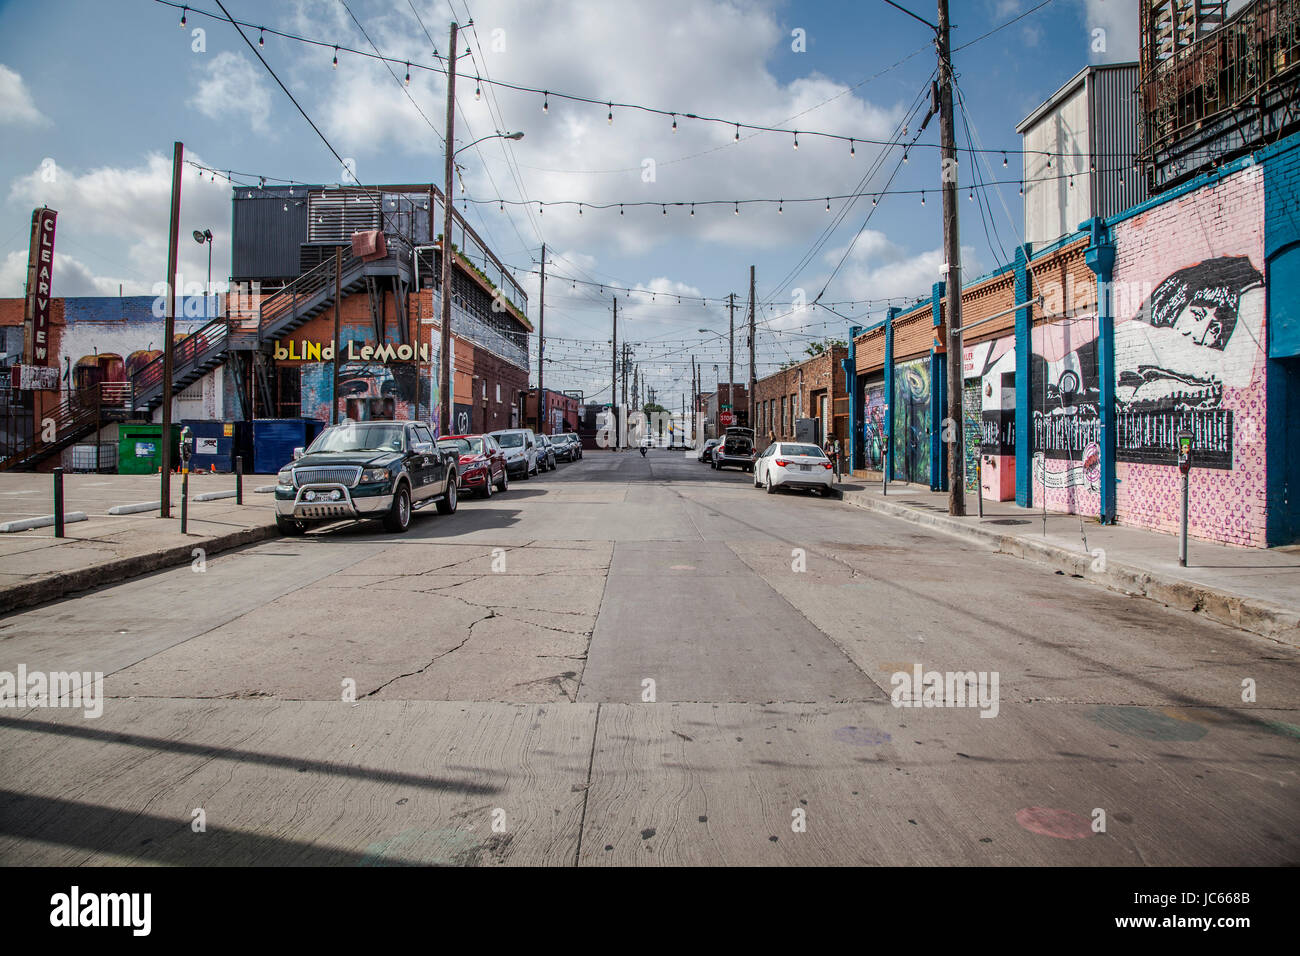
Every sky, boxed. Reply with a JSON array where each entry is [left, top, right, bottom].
[[0, 0, 1143, 408]]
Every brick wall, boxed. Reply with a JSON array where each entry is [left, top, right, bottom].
[[1111, 164, 1268, 547], [753, 347, 846, 443]]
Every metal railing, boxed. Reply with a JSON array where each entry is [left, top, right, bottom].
[[258, 254, 359, 339], [1139, 0, 1300, 162], [131, 316, 231, 404]]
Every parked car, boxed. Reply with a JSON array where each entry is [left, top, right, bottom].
[[274, 420, 457, 535], [753, 441, 836, 495], [714, 426, 757, 472], [536, 434, 558, 471], [698, 438, 721, 463], [549, 433, 580, 462], [560, 433, 584, 460], [489, 428, 537, 478], [438, 433, 509, 498]]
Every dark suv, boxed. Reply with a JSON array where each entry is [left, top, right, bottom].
[[274, 420, 458, 535], [713, 426, 757, 472]]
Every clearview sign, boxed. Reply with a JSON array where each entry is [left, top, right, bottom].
[[24, 207, 57, 366]]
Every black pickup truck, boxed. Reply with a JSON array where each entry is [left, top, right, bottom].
[[274, 420, 458, 535]]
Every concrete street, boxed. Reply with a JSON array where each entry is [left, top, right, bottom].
[[0, 449, 1296, 866]]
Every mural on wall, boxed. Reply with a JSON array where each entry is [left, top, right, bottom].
[[892, 358, 930, 484], [964, 336, 1017, 500], [962, 381, 980, 494], [300, 362, 432, 425], [863, 381, 886, 471], [453, 403, 474, 435], [1029, 315, 1102, 511], [1114, 256, 1263, 469]]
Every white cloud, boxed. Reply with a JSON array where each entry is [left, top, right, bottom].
[[0, 64, 49, 126], [189, 51, 273, 133], [3, 153, 233, 297]]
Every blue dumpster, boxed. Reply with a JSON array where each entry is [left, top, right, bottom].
[[181, 420, 236, 472], [252, 418, 325, 474]]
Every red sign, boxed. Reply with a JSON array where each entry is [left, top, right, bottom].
[[719, 411, 735, 427], [25, 207, 57, 366]]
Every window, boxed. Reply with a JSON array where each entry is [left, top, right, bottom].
[[481, 379, 487, 400], [495, 383, 501, 403], [413, 424, 434, 446]]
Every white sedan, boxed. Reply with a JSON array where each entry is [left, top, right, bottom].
[[753, 442, 836, 495]]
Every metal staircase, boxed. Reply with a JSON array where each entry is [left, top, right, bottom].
[[0, 383, 132, 472], [130, 315, 233, 414]]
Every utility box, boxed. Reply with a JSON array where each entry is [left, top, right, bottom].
[[117, 424, 180, 475], [794, 417, 818, 443], [181, 420, 237, 472], [252, 418, 325, 475]]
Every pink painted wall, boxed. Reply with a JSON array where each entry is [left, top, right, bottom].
[[1111, 165, 1268, 547]]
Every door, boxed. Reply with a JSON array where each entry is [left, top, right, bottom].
[[411, 423, 440, 497]]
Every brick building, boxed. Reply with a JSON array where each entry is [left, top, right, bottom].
[[752, 347, 848, 447], [702, 383, 747, 437]]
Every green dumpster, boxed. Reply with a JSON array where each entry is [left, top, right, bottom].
[[117, 424, 180, 475]]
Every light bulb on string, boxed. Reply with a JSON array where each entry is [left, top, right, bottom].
[[620, 204, 624, 216], [778, 200, 783, 214], [180, 6, 187, 27], [578, 203, 582, 216], [825, 198, 831, 212], [258, 28, 265, 46], [968, 189, 973, 202], [871, 195, 877, 206], [903, 149, 908, 164], [850, 139, 856, 157], [671, 114, 677, 133], [542, 92, 548, 113], [1002, 151, 1008, 167], [404, 63, 411, 86], [793, 132, 799, 150], [1019, 181, 1023, 196], [332, 46, 338, 69], [690, 204, 695, 216], [538, 202, 543, 215], [475, 80, 481, 100], [734, 125, 740, 142], [920, 191, 925, 206], [734, 202, 739, 215], [607, 103, 613, 125], [662, 205, 667, 216]]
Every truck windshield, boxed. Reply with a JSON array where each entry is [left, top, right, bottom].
[[309, 423, 405, 453]]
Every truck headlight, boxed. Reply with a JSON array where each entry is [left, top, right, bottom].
[[360, 467, 391, 483], [277, 468, 294, 486]]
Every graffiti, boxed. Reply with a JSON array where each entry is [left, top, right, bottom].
[[300, 362, 432, 424], [863, 383, 886, 470], [1114, 256, 1263, 470], [962, 381, 980, 494], [1031, 335, 1101, 456], [1032, 442, 1101, 490], [892, 358, 929, 484]]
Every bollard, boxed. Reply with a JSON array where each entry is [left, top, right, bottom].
[[181, 468, 189, 535], [1179, 469, 1189, 567], [235, 455, 243, 505], [53, 467, 65, 538]]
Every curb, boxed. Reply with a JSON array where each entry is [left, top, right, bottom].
[[0, 523, 281, 616], [840, 490, 1300, 648]]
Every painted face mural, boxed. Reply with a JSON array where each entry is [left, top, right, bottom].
[[1115, 255, 1263, 469]]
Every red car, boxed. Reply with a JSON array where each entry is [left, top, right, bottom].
[[437, 433, 509, 498]]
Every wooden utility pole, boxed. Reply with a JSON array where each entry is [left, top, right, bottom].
[[537, 241, 546, 433], [938, 0, 966, 515], [159, 141, 183, 518], [332, 246, 342, 425], [439, 20, 459, 438], [727, 292, 735, 416], [611, 296, 618, 449], [748, 265, 756, 430]]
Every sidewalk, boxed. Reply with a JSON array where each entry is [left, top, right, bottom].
[[0, 471, 279, 614], [836, 478, 1300, 647]]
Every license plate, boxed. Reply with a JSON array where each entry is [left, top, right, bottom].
[[800, 464, 810, 471]]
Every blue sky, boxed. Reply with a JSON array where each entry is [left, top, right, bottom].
[[0, 0, 1138, 405]]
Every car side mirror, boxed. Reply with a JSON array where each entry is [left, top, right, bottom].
[[292, 446, 304, 460]]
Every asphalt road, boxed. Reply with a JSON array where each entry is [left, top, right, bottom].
[[0, 448, 1296, 865]]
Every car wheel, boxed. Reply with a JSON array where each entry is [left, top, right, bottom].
[[481, 475, 492, 498], [276, 515, 307, 536], [383, 483, 412, 532], [437, 476, 458, 515], [497, 468, 509, 492], [765, 473, 776, 495]]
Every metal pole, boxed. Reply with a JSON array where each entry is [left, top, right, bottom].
[[235, 454, 243, 505], [977, 454, 983, 517], [181, 468, 189, 535], [332, 246, 341, 425], [160, 141, 183, 518], [728, 292, 735, 418], [439, 21, 459, 439], [538, 242, 546, 433], [1179, 470, 1189, 567], [52, 467, 64, 538], [938, 0, 966, 516], [611, 296, 618, 450], [748, 266, 756, 430]]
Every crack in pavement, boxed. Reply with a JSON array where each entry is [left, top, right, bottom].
[[359, 610, 496, 699]]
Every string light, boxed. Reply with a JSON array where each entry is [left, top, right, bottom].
[[778, 200, 783, 214], [903, 149, 909, 164], [258, 27, 265, 46], [734, 202, 739, 215], [920, 191, 925, 206], [662, 204, 667, 216], [332, 46, 338, 69], [734, 125, 740, 142], [690, 204, 695, 216], [968, 189, 973, 201], [825, 197, 830, 211], [1019, 181, 1023, 195], [578, 203, 583, 215], [793, 132, 799, 150], [850, 139, 855, 157], [871, 195, 877, 206], [542, 91, 548, 113], [1002, 151, 1008, 167], [607, 103, 613, 125], [404, 62, 410, 86], [671, 114, 677, 133], [179, 5, 187, 27], [475, 79, 481, 100]]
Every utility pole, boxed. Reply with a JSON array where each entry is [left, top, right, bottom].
[[159, 141, 183, 519], [727, 293, 735, 417], [537, 241, 546, 433], [748, 265, 756, 430], [611, 296, 618, 450], [332, 246, 342, 424], [439, 20, 459, 438], [632, 363, 639, 411], [938, 0, 966, 515]]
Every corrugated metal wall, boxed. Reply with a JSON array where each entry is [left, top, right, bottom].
[[1090, 64, 1148, 220], [232, 190, 308, 284]]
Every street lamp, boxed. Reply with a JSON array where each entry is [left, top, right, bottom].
[[192, 228, 213, 316], [439, 124, 525, 435]]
